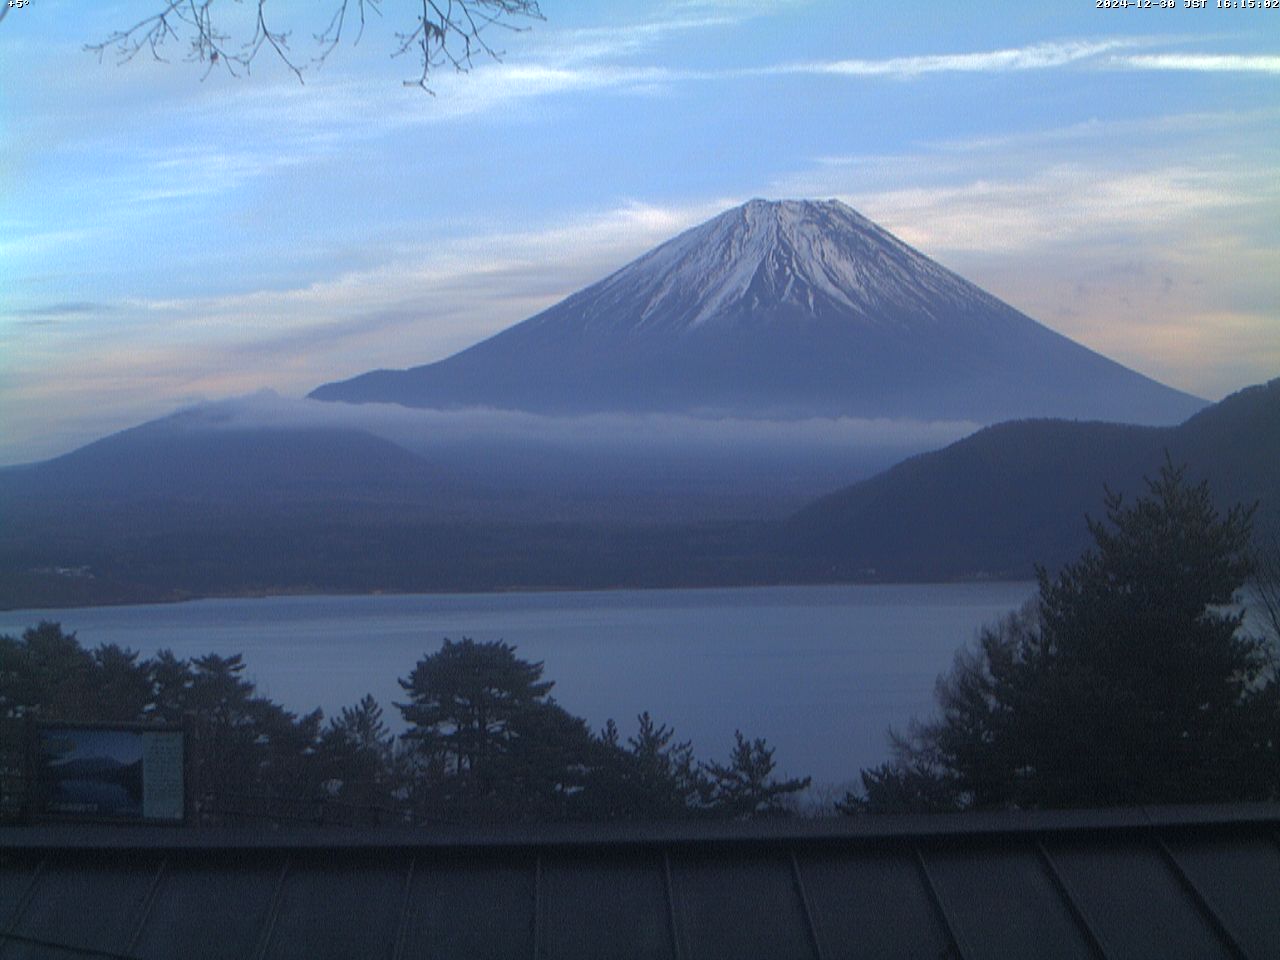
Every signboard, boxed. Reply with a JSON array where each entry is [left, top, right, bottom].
[[34, 723, 186, 824]]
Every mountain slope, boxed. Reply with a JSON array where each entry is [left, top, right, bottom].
[[0, 405, 787, 608], [3, 381, 1271, 609], [311, 198, 1204, 425], [788, 378, 1280, 580], [0, 410, 447, 504]]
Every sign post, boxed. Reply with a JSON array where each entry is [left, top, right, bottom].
[[32, 722, 188, 825]]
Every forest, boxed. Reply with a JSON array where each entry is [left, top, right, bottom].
[[2, 463, 1277, 824]]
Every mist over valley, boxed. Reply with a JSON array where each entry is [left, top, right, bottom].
[[2, 202, 1272, 610]]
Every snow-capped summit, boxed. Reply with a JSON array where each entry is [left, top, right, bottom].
[[311, 199, 1204, 425], [565, 198, 986, 336]]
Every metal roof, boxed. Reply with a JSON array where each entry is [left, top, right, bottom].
[[2, 804, 1278, 959]]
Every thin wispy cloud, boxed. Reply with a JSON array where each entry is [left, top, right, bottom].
[[853, 164, 1254, 254], [129, 148, 304, 205], [422, 38, 1191, 113], [11, 302, 108, 318], [775, 39, 1138, 78], [1118, 53, 1280, 73], [377, 37, 1279, 120], [68, 31, 1272, 176], [907, 107, 1280, 156], [534, 15, 741, 64], [111, 197, 729, 358], [664, 0, 810, 16], [0, 229, 92, 260], [783, 105, 1280, 215]]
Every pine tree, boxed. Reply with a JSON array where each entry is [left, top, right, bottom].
[[397, 638, 570, 820], [582, 713, 708, 821], [318, 694, 399, 812], [703, 731, 811, 818], [854, 460, 1275, 810], [397, 638, 554, 777]]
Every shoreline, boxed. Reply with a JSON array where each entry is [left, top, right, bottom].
[[0, 573, 1036, 615]]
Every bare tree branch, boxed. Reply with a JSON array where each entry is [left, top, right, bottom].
[[86, 0, 542, 89], [316, 0, 384, 67]]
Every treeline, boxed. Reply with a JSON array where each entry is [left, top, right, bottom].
[[0, 512, 783, 610], [0, 627, 809, 825]]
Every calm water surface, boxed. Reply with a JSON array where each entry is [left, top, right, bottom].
[[2, 583, 1035, 786]]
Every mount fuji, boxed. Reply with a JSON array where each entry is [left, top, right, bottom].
[[313, 198, 1203, 424]]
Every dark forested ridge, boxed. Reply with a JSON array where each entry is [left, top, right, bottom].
[[788, 377, 1280, 581], [1, 379, 1275, 609], [0, 514, 782, 609]]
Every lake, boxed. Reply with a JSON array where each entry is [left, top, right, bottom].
[[1, 583, 1036, 789]]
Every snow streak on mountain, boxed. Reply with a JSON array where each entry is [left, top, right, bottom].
[[311, 199, 1204, 425]]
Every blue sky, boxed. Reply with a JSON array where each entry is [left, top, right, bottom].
[[1, 0, 1277, 463]]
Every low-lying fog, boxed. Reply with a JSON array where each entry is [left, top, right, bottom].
[[173, 390, 981, 519]]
